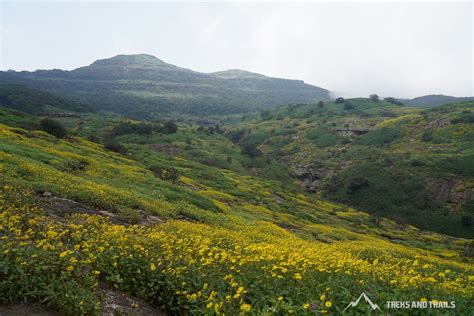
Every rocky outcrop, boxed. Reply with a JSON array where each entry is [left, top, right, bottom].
[[427, 178, 474, 211], [149, 143, 179, 156], [290, 165, 334, 192]]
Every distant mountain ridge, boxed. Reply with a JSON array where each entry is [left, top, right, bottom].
[[399, 94, 474, 107], [0, 54, 330, 118]]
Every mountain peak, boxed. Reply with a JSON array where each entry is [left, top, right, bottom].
[[91, 54, 167, 67], [211, 69, 268, 79]]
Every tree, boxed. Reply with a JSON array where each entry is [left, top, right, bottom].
[[241, 144, 262, 158], [40, 118, 67, 138], [344, 102, 354, 110], [384, 97, 404, 106], [317, 101, 324, 108], [226, 129, 246, 143], [161, 121, 178, 134], [370, 94, 380, 101], [149, 165, 181, 184], [260, 110, 272, 120], [335, 97, 345, 104]]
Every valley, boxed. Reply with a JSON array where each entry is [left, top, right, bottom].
[[0, 55, 473, 315]]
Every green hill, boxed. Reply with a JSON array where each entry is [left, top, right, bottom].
[[400, 94, 474, 107], [225, 98, 474, 237], [0, 54, 330, 118]]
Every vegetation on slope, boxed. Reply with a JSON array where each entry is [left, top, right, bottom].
[[2, 186, 473, 315], [0, 102, 473, 315], [225, 99, 474, 237], [0, 84, 92, 114]]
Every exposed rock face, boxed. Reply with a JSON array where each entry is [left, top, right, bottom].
[[427, 118, 449, 128], [251, 167, 260, 176], [149, 143, 179, 156], [428, 178, 474, 211], [99, 283, 163, 316], [332, 128, 369, 138], [290, 165, 333, 192], [38, 193, 164, 226]]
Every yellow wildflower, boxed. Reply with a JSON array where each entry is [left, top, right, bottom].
[[240, 303, 251, 312]]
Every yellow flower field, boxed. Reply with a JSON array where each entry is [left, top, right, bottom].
[[0, 186, 472, 315]]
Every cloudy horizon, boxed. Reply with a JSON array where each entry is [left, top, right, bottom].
[[1, 1, 472, 98]]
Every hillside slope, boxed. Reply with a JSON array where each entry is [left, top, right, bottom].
[[0, 84, 93, 115], [225, 99, 474, 237], [0, 108, 472, 314], [0, 54, 330, 118]]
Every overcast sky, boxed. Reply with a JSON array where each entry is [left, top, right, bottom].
[[1, 1, 472, 98]]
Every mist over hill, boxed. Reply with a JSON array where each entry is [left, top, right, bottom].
[[0, 54, 330, 118]]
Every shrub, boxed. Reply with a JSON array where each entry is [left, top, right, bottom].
[[335, 97, 345, 104], [356, 128, 402, 146], [118, 208, 141, 224], [260, 110, 272, 120], [384, 97, 404, 106], [111, 121, 154, 136], [40, 118, 67, 138], [306, 128, 338, 148], [87, 134, 100, 143], [317, 101, 324, 108], [344, 102, 354, 110], [451, 113, 474, 124], [461, 215, 472, 227], [104, 139, 127, 155], [379, 110, 397, 118], [226, 129, 246, 143], [410, 159, 426, 167], [347, 177, 369, 193], [149, 165, 181, 184], [461, 241, 474, 258], [421, 132, 433, 142], [241, 144, 262, 158]]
